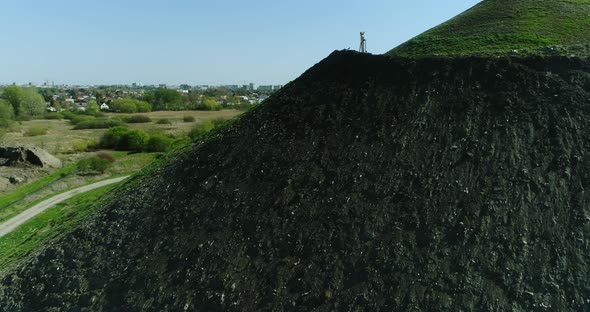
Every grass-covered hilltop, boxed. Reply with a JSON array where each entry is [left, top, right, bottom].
[[388, 0, 590, 57]]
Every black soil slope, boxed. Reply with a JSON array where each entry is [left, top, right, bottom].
[[3, 51, 590, 311]]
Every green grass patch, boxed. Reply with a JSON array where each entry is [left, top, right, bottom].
[[388, 0, 590, 57], [0, 183, 117, 271], [107, 151, 159, 174], [23, 126, 48, 137], [0, 164, 78, 212]]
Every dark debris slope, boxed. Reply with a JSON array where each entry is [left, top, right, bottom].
[[2, 51, 590, 311]]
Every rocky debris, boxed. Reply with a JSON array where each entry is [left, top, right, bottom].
[[2, 52, 590, 311], [8, 176, 24, 185], [0, 146, 62, 169]]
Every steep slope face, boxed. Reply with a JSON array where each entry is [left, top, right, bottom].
[[2, 51, 590, 311], [388, 0, 590, 57]]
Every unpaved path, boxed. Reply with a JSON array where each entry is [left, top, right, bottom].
[[0, 176, 129, 238]]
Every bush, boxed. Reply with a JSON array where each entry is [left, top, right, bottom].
[[0, 100, 15, 121], [188, 118, 227, 140], [61, 111, 76, 120], [78, 156, 111, 174], [156, 118, 172, 125], [70, 114, 95, 125], [73, 118, 124, 130], [189, 121, 213, 140], [183, 116, 196, 122], [135, 101, 152, 113], [69, 141, 92, 153], [110, 98, 152, 113], [100, 126, 130, 149], [15, 115, 32, 122], [211, 117, 226, 127], [196, 97, 222, 111], [146, 133, 174, 152], [171, 137, 190, 149], [0, 118, 13, 129], [44, 113, 64, 120], [99, 126, 149, 152], [95, 152, 116, 163], [127, 129, 149, 152], [123, 115, 152, 123], [24, 126, 48, 137], [0, 120, 9, 130]]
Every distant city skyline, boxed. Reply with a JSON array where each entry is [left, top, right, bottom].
[[0, 0, 480, 86]]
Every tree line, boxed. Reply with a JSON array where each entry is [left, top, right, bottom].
[[0, 87, 47, 128]]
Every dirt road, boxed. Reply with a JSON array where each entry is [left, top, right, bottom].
[[0, 176, 129, 238]]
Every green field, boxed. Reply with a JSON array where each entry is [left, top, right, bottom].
[[0, 152, 157, 223], [0, 183, 117, 271], [388, 0, 590, 57], [0, 110, 242, 271], [0, 164, 78, 211]]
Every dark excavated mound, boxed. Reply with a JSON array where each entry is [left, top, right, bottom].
[[2, 51, 590, 311]]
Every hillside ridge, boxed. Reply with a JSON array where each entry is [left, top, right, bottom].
[[388, 0, 590, 57], [2, 51, 590, 310]]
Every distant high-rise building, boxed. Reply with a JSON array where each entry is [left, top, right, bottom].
[[249, 83, 255, 91], [158, 84, 167, 89], [258, 85, 273, 92]]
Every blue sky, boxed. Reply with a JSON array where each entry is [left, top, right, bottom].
[[0, 0, 480, 86]]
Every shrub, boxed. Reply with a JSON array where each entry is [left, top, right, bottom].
[[86, 140, 100, 151], [188, 120, 214, 140], [188, 118, 227, 140], [24, 126, 48, 137], [70, 114, 95, 125], [0, 100, 15, 121], [135, 101, 152, 113], [211, 117, 226, 127], [156, 118, 172, 125], [70, 141, 91, 153], [146, 133, 174, 152], [15, 115, 32, 122], [0, 118, 13, 129], [95, 152, 116, 163], [110, 98, 152, 113], [100, 126, 130, 149], [127, 129, 149, 152], [196, 97, 222, 111], [44, 113, 64, 120], [171, 137, 190, 149], [78, 156, 111, 174], [183, 116, 196, 122], [73, 118, 124, 130], [61, 111, 76, 120], [123, 115, 152, 123]]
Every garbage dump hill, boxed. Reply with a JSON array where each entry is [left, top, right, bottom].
[[2, 51, 590, 311], [388, 0, 590, 58]]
